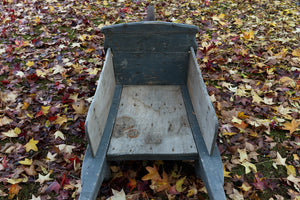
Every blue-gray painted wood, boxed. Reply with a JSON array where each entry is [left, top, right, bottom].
[[85, 48, 116, 157], [181, 85, 226, 200], [187, 47, 219, 155], [101, 22, 199, 85], [79, 85, 122, 200], [112, 52, 188, 85]]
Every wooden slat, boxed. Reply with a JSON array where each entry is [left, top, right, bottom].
[[181, 85, 225, 200], [85, 48, 116, 157], [112, 52, 188, 85], [79, 85, 122, 200], [187, 47, 219, 155], [107, 85, 198, 160], [101, 22, 199, 85]]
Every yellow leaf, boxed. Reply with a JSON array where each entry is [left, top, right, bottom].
[[239, 182, 252, 192], [286, 165, 296, 176], [54, 130, 65, 140], [175, 176, 186, 192], [21, 102, 30, 110], [242, 29, 254, 41], [234, 18, 243, 26], [6, 178, 23, 184], [41, 106, 50, 115], [280, 76, 295, 88], [222, 131, 237, 136], [26, 61, 34, 67], [14, 127, 21, 135], [103, 0, 108, 6], [223, 164, 231, 178], [238, 149, 248, 162], [241, 161, 257, 174], [251, 90, 263, 104], [24, 138, 39, 152], [2, 129, 19, 138], [142, 165, 161, 181], [54, 115, 68, 126], [292, 48, 300, 57], [19, 158, 33, 166], [283, 119, 300, 134], [49, 6, 54, 12], [36, 69, 47, 78], [186, 187, 197, 197], [72, 100, 88, 115]]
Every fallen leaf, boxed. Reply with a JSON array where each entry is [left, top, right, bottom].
[[35, 172, 53, 184], [56, 144, 75, 154], [142, 165, 161, 181], [19, 158, 33, 166], [241, 161, 257, 174], [8, 184, 21, 200], [286, 165, 297, 176], [45, 180, 60, 193], [283, 119, 300, 134], [175, 176, 186, 193], [54, 130, 65, 140], [107, 189, 126, 200], [24, 138, 39, 152], [72, 100, 88, 114], [238, 149, 248, 162], [2, 129, 19, 138]]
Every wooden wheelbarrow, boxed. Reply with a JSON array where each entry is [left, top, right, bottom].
[[79, 22, 225, 200]]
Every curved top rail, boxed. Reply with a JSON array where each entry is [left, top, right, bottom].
[[101, 21, 199, 35]]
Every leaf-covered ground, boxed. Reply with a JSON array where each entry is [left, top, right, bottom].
[[0, 0, 299, 199]]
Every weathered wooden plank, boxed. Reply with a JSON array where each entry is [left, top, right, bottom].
[[107, 85, 198, 160], [112, 52, 188, 85], [187, 47, 219, 155], [79, 85, 122, 200], [85, 48, 116, 157], [101, 22, 199, 85], [181, 85, 225, 200]]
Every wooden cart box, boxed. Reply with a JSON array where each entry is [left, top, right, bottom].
[[79, 22, 225, 200]]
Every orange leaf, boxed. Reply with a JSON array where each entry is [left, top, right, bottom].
[[155, 170, 170, 192], [8, 184, 21, 200], [142, 165, 161, 181], [283, 119, 300, 134]]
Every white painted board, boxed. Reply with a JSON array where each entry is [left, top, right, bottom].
[[85, 48, 116, 157], [187, 47, 218, 155], [107, 85, 197, 158]]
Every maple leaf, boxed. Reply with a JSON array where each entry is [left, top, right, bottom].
[[2, 129, 19, 138], [45, 152, 57, 162], [242, 29, 254, 41], [238, 149, 248, 163], [175, 176, 186, 193], [53, 115, 68, 126], [273, 152, 286, 167], [41, 106, 50, 115], [54, 130, 65, 140], [241, 161, 257, 174], [107, 189, 126, 200], [26, 61, 34, 67], [56, 144, 75, 154], [24, 165, 37, 176], [36, 172, 53, 184], [8, 184, 21, 200], [30, 194, 41, 200], [45, 180, 60, 194], [127, 178, 136, 192], [72, 100, 88, 114], [154, 170, 170, 192], [142, 165, 161, 181], [24, 138, 39, 152], [19, 158, 33, 166], [0, 116, 13, 126], [283, 119, 300, 134]]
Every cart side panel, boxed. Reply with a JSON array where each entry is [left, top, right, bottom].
[[187, 47, 218, 156], [85, 48, 116, 157], [101, 22, 199, 85]]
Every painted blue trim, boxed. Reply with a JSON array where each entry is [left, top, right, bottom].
[[181, 85, 226, 200], [79, 85, 122, 200]]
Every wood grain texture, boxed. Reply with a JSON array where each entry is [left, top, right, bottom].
[[80, 85, 122, 200], [187, 47, 219, 155], [85, 48, 116, 157], [107, 85, 198, 160], [101, 22, 199, 85], [181, 85, 225, 200]]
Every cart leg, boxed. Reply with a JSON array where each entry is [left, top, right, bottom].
[[79, 145, 109, 200], [195, 145, 226, 200]]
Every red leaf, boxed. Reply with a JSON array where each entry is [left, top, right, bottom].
[[252, 173, 267, 191], [48, 116, 57, 122], [59, 174, 69, 187], [45, 181, 60, 194], [35, 110, 43, 118], [1, 79, 9, 85]]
